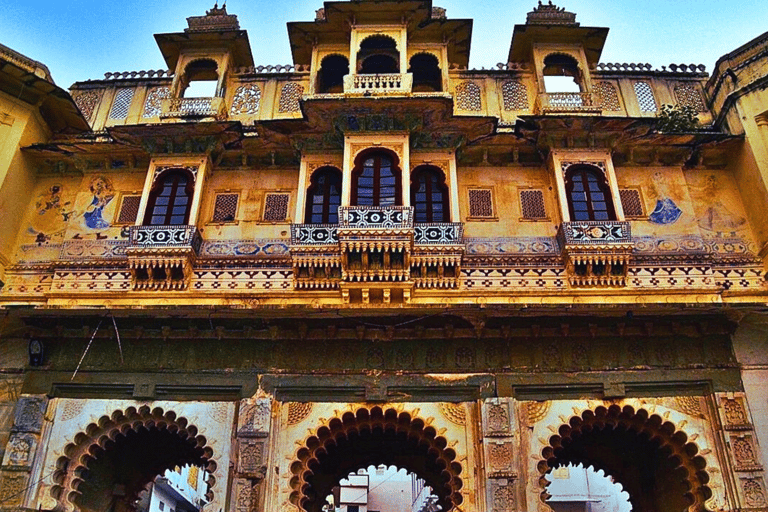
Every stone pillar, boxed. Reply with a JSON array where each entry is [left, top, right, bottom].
[[231, 397, 272, 512], [0, 395, 47, 510], [482, 398, 519, 512], [716, 392, 768, 511]]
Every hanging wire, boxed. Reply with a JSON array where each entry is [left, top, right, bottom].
[[111, 314, 124, 364], [71, 319, 103, 380]]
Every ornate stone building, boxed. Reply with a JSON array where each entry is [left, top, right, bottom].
[[1, 2, 768, 512]]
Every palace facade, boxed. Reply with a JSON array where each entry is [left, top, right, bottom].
[[1, 2, 768, 512]]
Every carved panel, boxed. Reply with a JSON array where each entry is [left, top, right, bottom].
[[142, 86, 171, 118], [488, 442, 514, 475], [0, 472, 28, 506], [239, 398, 271, 435], [491, 480, 516, 512], [3, 433, 36, 466], [230, 83, 262, 115], [13, 397, 46, 433], [743, 478, 767, 508], [235, 478, 258, 512], [287, 402, 313, 426], [238, 440, 265, 474], [722, 396, 751, 430], [731, 435, 762, 471], [484, 400, 511, 436], [278, 83, 304, 113], [73, 90, 102, 122], [439, 403, 467, 426], [526, 401, 552, 425]]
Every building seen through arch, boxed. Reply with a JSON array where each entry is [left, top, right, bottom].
[[1, 2, 768, 512]]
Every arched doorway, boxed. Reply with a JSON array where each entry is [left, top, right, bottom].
[[51, 406, 217, 512], [538, 405, 712, 512], [289, 406, 463, 512]]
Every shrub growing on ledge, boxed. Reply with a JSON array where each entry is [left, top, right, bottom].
[[655, 104, 699, 133]]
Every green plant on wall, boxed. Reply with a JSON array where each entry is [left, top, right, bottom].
[[655, 104, 699, 133]]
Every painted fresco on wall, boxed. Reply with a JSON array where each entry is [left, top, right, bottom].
[[66, 175, 122, 240], [688, 174, 747, 233], [82, 176, 116, 230], [648, 172, 682, 225], [27, 184, 73, 244]]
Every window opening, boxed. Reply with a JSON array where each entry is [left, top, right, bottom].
[[357, 35, 399, 74], [318, 55, 350, 93], [117, 195, 142, 224], [144, 170, 194, 226], [409, 53, 442, 92], [180, 59, 219, 98], [264, 192, 290, 222], [306, 167, 342, 223], [565, 165, 616, 221], [411, 166, 449, 222], [212, 193, 239, 222], [520, 189, 547, 220], [546, 464, 632, 512], [352, 152, 401, 207], [326, 465, 439, 512], [634, 82, 658, 112], [542, 54, 582, 93], [468, 188, 494, 218], [135, 464, 210, 512]]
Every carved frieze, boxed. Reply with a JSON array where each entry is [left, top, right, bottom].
[[2, 433, 36, 467], [13, 397, 46, 433], [484, 399, 512, 437], [491, 479, 516, 512], [238, 398, 271, 436]]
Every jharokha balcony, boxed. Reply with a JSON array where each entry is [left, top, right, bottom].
[[343, 73, 413, 95], [160, 96, 226, 119], [126, 225, 202, 291], [536, 92, 602, 114], [289, 206, 463, 303], [557, 220, 633, 287]]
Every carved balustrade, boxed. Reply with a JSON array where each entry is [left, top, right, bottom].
[[343, 73, 413, 95], [289, 208, 465, 301], [126, 225, 202, 291], [160, 96, 226, 119], [536, 92, 602, 114], [557, 221, 633, 287]]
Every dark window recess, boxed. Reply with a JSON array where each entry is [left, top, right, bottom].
[[352, 153, 401, 207], [143, 170, 193, 226], [468, 189, 493, 218], [306, 167, 342, 224], [619, 188, 644, 217], [520, 189, 547, 220], [411, 166, 449, 222], [565, 166, 617, 222]]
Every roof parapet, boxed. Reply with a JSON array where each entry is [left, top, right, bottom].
[[186, 3, 240, 33], [526, 1, 578, 26]]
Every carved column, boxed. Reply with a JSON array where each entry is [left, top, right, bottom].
[[0, 396, 47, 511], [231, 397, 271, 512], [716, 392, 768, 511], [482, 398, 518, 512]]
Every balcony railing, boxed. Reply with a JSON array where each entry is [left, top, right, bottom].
[[414, 223, 464, 245], [536, 92, 602, 114], [343, 73, 413, 95], [290, 224, 339, 246], [160, 97, 226, 118], [129, 225, 202, 252], [558, 221, 631, 246], [339, 206, 414, 229], [557, 221, 633, 287]]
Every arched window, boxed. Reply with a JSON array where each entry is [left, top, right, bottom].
[[411, 166, 449, 222], [409, 53, 442, 92], [143, 170, 194, 226], [357, 35, 399, 74], [306, 167, 342, 224], [180, 59, 219, 98], [542, 53, 582, 93], [565, 165, 616, 221], [352, 150, 402, 207], [317, 54, 349, 93]]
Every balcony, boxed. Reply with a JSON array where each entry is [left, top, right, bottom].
[[126, 225, 202, 291], [536, 92, 602, 115], [160, 97, 226, 119], [289, 207, 465, 301], [343, 73, 413, 96], [557, 221, 633, 287]]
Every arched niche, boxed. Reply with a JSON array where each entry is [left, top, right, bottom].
[[357, 35, 400, 74], [409, 52, 442, 92], [317, 54, 349, 93]]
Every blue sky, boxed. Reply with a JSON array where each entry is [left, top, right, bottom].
[[2, 0, 767, 88]]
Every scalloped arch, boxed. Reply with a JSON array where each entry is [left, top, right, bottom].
[[50, 405, 217, 512], [538, 404, 712, 512], [289, 405, 463, 512]]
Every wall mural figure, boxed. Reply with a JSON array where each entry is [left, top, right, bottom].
[[82, 176, 115, 230], [690, 175, 746, 232], [648, 171, 682, 225], [28, 184, 72, 243]]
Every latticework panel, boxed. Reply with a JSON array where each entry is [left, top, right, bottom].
[[619, 189, 644, 217], [674, 83, 707, 112], [264, 193, 289, 221], [278, 83, 304, 113], [230, 84, 261, 115], [520, 189, 547, 219], [109, 88, 135, 120], [212, 193, 239, 222], [594, 81, 621, 112], [502, 80, 529, 111], [116, 195, 141, 224], [142, 86, 171, 118], [468, 188, 494, 218], [634, 81, 658, 112], [73, 90, 102, 122], [456, 82, 482, 111]]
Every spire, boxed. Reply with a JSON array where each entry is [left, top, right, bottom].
[[526, 2, 579, 26], [186, 3, 240, 32]]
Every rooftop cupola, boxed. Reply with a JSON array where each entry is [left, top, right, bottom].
[[154, 3, 254, 119]]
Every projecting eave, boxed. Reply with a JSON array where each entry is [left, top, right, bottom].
[[154, 30, 255, 70], [108, 121, 243, 153], [288, 0, 472, 67], [508, 24, 609, 65]]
